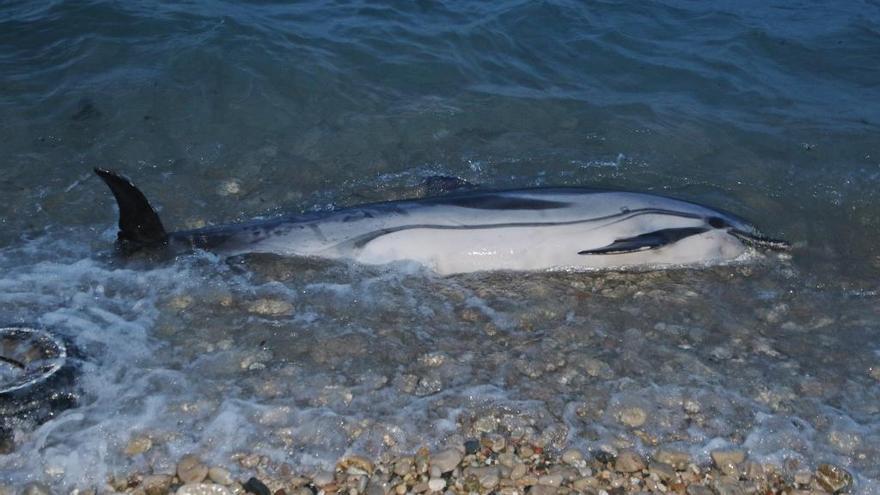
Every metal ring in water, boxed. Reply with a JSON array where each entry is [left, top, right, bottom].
[[0, 326, 67, 396]]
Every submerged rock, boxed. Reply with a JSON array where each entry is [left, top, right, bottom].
[[616, 406, 647, 427], [816, 464, 853, 493], [710, 449, 746, 476], [427, 478, 445, 492], [208, 467, 233, 486], [124, 436, 153, 456], [655, 449, 691, 470], [337, 455, 374, 475], [615, 449, 646, 473], [177, 454, 209, 484], [247, 298, 293, 316], [176, 484, 232, 495], [242, 477, 270, 495], [142, 475, 172, 495], [20, 483, 52, 495]]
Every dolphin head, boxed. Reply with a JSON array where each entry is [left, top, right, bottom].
[[707, 213, 790, 251]]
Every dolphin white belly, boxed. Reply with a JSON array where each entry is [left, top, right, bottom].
[[94, 170, 788, 275]]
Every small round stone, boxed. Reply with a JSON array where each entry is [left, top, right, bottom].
[[481, 433, 507, 452], [464, 439, 481, 454], [311, 470, 335, 487], [338, 455, 374, 475], [176, 484, 232, 495], [427, 478, 445, 492], [510, 463, 528, 480], [124, 436, 153, 456], [538, 473, 563, 487], [655, 449, 691, 470], [710, 449, 746, 474], [247, 298, 293, 316], [614, 450, 646, 473], [177, 454, 209, 484], [208, 467, 234, 486], [816, 464, 853, 493], [616, 407, 647, 427], [20, 483, 51, 495], [430, 449, 462, 473], [561, 449, 584, 466], [142, 475, 172, 495], [793, 470, 812, 486], [218, 179, 242, 196]]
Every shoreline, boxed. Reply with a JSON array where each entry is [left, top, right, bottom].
[[10, 436, 854, 495]]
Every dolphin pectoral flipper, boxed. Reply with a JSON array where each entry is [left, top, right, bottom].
[[578, 227, 709, 255], [94, 168, 168, 250]]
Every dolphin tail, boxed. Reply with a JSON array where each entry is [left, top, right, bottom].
[[94, 168, 168, 251]]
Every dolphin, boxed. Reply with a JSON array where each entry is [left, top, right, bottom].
[[94, 168, 789, 275]]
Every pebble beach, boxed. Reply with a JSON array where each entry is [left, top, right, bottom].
[[10, 436, 856, 495]]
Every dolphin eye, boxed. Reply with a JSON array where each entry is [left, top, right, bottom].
[[708, 217, 727, 229]]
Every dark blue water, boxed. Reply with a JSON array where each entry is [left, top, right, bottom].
[[1, 1, 879, 491]]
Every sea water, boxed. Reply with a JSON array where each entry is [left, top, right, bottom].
[[1, 0, 878, 492]]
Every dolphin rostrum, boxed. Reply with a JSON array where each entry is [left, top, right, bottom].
[[94, 168, 788, 275]]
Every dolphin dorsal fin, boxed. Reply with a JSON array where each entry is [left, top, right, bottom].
[[94, 168, 168, 248]]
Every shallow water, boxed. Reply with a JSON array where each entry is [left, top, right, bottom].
[[1, 0, 879, 492]]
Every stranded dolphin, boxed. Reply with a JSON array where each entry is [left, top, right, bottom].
[[94, 168, 789, 275]]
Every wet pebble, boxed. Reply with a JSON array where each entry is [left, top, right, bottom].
[[710, 449, 745, 475], [464, 440, 480, 455], [242, 477, 270, 495], [20, 483, 51, 495], [572, 478, 598, 491], [176, 484, 233, 495], [816, 464, 852, 493], [713, 481, 744, 495], [510, 463, 528, 480], [827, 430, 861, 455], [178, 454, 209, 484], [793, 470, 812, 486], [218, 179, 243, 196], [125, 436, 153, 456], [614, 450, 645, 473], [393, 456, 413, 476], [247, 299, 293, 316], [481, 432, 507, 452], [655, 449, 691, 470], [616, 407, 647, 427], [311, 470, 335, 487], [338, 455, 374, 475], [208, 467, 233, 486], [742, 461, 765, 481], [497, 452, 518, 468], [593, 449, 615, 464], [431, 448, 462, 473], [464, 466, 500, 490], [529, 486, 558, 495], [142, 475, 172, 495], [427, 478, 445, 492], [686, 484, 713, 495], [648, 461, 676, 481], [538, 473, 564, 487], [561, 449, 584, 466]]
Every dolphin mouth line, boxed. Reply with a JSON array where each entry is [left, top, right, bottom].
[[728, 228, 791, 251]]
